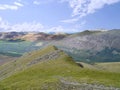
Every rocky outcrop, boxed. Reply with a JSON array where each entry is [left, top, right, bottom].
[[27, 50, 62, 66]]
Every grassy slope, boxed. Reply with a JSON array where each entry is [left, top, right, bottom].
[[0, 55, 16, 65], [0, 46, 120, 89], [0, 46, 59, 80], [95, 62, 120, 72], [77, 62, 120, 73]]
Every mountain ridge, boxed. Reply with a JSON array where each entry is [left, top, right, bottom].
[[0, 45, 120, 89]]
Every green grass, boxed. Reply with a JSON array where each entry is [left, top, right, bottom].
[[95, 62, 120, 72], [0, 46, 58, 79], [0, 46, 120, 89]]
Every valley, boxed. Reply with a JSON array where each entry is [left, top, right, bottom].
[[0, 30, 120, 89]]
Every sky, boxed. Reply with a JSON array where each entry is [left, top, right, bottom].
[[0, 0, 120, 32]]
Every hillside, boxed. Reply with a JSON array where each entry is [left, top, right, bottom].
[[55, 30, 120, 63], [0, 45, 64, 81], [0, 55, 16, 65], [0, 46, 120, 89], [95, 62, 120, 72]]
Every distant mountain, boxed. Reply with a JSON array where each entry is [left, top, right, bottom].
[[0, 32, 68, 41], [21, 32, 67, 41], [0, 32, 25, 40], [55, 30, 120, 63], [56, 30, 120, 50]]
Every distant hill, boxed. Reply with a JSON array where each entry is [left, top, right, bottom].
[[0, 46, 120, 89], [0, 32, 68, 41]]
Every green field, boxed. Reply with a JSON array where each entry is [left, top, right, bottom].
[[0, 40, 43, 57]]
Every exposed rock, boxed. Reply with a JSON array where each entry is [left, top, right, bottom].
[[27, 50, 62, 66], [42, 78, 120, 90]]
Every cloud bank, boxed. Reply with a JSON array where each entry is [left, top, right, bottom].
[[0, 17, 44, 32], [0, 17, 78, 33]]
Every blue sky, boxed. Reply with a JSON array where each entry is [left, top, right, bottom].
[[0, 0, 120, 32]]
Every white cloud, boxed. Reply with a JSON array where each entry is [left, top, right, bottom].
[[0, 18, 78, 32], [33, 0, 54, 5], [0, 17, 79, 33], [14, 2, 24, 7], [0, 17, 11, 32], [60, 18, 79, 23], [0, 17, 2, 21], [11, 22, 44, 32], [0, 4, 19, 10], [0, 1, 24, 10], [61, 0, 120, 22], [47, 25, 79, 33], [0, 17, 44, 32], [33, 1, 41, 5]]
